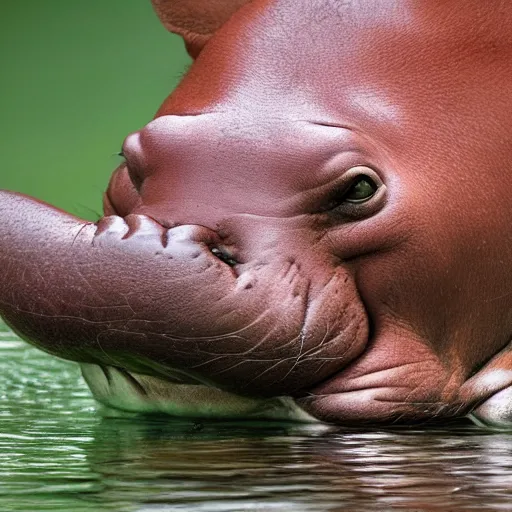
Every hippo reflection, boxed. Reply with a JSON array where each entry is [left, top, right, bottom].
[[1, 0, 512, 428]]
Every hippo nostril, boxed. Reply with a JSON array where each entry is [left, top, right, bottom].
[[210, 247, 238, 267]]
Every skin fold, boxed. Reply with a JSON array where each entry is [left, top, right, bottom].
[[1, 0, 512, 427]]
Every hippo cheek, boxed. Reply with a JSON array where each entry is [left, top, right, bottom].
[[0, 191, 369, 397]]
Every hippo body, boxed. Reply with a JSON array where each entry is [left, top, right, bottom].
[[1, 0, 512, 428]]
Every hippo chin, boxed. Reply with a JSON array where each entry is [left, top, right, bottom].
[[2, 0, 512, 428]]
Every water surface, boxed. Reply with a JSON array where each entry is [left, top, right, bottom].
[[1, 319, 511, 511]]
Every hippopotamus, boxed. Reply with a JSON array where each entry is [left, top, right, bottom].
[[1, 0, 512, 428]]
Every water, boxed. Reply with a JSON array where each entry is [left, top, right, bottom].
[[1, 319, 511, 512]]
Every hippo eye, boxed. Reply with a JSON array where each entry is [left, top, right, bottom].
[[322, 166, 385, 219], [344, 175, 378, 203]]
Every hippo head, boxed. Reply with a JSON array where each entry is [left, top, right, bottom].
[[2, 0, 512, 427]]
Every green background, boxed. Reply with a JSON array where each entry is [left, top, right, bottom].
[[0, 0, 191, 220]]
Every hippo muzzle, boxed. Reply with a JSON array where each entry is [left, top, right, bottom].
[[2, 0, 512, 427], [0, 189, 367, 398]]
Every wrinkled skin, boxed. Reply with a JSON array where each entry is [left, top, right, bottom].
[[1, 0, 512, 427]]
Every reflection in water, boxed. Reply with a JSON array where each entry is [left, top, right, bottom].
[[1, 320, 511, 511]]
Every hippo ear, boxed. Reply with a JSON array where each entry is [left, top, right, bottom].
[[151, 0, 252, 58]]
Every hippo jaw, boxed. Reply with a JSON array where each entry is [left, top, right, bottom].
[[85, 354, 512, 428], [80, 364, 319, 422]]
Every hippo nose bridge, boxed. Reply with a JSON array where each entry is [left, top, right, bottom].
[[123, 113, 293, 194]]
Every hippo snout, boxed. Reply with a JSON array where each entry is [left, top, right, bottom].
[[0, 190, 368, 399]]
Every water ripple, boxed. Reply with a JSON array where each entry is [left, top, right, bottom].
[[1, 320, 511, 511]]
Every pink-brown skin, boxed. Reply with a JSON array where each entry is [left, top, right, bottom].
[[1, 0, 512, 425]]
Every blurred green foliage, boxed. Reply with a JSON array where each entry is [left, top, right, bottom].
[[0, 0, 191, 219]]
